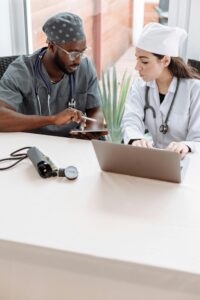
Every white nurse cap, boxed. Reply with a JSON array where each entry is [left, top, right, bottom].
[[136, 22, 187, 57]]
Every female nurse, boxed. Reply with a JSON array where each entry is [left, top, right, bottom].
[[122, 23, 200, 158]]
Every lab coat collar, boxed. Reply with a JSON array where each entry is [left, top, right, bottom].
[[146, 77, 178, 93], [167, 77, 179, 93], [145, 77, 179, 112]]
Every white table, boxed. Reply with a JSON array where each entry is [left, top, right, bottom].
[[0, 132, 200, 300]]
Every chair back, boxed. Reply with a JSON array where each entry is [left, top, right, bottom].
[[188, 59, 200, 74], [0, 55, 19, 79]]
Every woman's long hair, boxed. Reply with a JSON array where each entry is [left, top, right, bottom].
[[153, 53, 200, 79]]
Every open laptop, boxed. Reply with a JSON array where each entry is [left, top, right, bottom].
[[92, 140, 188, 183]]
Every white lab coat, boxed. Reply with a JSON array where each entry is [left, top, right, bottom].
[[121, 76, 200, 151]]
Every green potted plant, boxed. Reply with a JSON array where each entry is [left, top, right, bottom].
[[99, 65, 132, 143]]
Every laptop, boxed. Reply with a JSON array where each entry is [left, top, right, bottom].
[[92, 140, 188, 183]]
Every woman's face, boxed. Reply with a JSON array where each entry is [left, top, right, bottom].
[[135, 48, 169, 82]]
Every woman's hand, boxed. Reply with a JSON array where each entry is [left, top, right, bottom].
[[131, 139, 153, 148], [166, 142, 190, 158]]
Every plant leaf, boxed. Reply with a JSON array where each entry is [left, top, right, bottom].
[[99, 65, 132, 143]]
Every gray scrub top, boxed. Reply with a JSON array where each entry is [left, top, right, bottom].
[[0, 48, 101, 136]]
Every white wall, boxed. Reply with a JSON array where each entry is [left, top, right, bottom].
[[133, 0, 145, 44], [169, 0, 200, 60], [0, 2, 12, 56], [9, 0, 28, 55], [186, 0, 200, 60], [0, 0, 27, 56]]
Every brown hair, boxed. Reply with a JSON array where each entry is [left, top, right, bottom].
[[153, 53, 200, 80]]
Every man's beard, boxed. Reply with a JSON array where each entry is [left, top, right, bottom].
[[53, 52, 78, 74]]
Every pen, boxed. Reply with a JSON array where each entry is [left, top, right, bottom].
[[81, 116, 97, 122]]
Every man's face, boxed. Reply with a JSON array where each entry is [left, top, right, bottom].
[[52, 40, 87, 73]]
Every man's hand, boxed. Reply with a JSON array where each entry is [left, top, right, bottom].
[[166, 142, 189, 158], [131, 139, 153, 148], [53, 108, 83, 125]]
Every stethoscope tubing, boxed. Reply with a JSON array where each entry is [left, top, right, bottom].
[[34, 48, 76, 115], [34, 48, 51, 115], [143, 78, 180, 134]]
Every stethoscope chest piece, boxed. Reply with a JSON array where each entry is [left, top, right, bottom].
[[159, 123, 168, 134], [145, 79, 180, 135]]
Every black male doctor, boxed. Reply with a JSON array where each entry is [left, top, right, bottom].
[[122, 23, 200, 158], [0, 12, 104, 138]]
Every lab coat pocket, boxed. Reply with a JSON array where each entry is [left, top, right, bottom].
[[75, 92, 87, 111]]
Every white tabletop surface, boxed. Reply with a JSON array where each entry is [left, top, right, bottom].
[[1, 132, 200, 277]]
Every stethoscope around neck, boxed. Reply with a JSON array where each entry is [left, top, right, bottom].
[[34, 48, 76, 115], [143, 78, 180, 134]]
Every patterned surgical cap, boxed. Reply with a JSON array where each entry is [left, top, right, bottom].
[[42, 12, 86, 44]]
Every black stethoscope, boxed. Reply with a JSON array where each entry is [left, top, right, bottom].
[[143, 78, 180, 134], [34, 47, 76, 115]]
